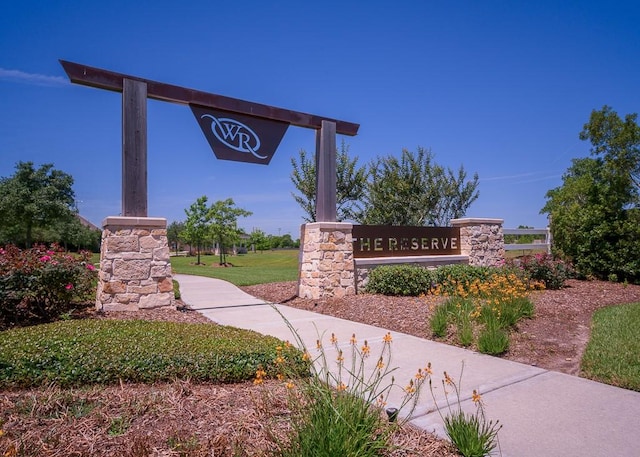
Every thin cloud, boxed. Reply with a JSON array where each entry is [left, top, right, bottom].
[[480, 171, 561, 183], [481, 172, 541, 182], [514, 174, 562, 184], [0, 68, 68, 87]]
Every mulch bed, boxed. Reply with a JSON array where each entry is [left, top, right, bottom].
[[242, 279, 640, 375]]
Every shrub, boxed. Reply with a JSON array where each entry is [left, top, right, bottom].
[[365, 264, 433, 296], [0, 244, 97, 327], [0, 319, 307, 388], [432, 265, 495, 296], [172, 280, 181, 300], [513, 253, 574, 289]]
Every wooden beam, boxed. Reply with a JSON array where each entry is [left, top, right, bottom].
[[122, 79, 148, 217], [315, 120, 337, 222], [60, 60, 359, 136]]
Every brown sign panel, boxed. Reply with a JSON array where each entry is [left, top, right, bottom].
[[191, 105, 289, 165], [352, 225, 461, 258]]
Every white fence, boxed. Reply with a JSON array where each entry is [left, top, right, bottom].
[[503, 228, 551, 254]]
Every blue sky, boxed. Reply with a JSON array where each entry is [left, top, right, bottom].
[[2, 1, 639, 239]]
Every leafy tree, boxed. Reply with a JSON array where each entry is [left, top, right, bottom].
[[0, 162, 75, 247], [54, 216, 101, 251], [579, 105, 640, 194], [167, 221, 186, 254], [291, 140, 367, 222], [249, 228, 270, 252], [208, 198, 252, 265], [359, 148, 479, 226], [268, 233, 296, 249], [359, 148, 432, 226], [183, 196, 211, 265], [291, 149, 316, 222], [542, 106, 640, 283], [429, 163, 479, 226]]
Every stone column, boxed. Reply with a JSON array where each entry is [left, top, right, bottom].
[[450, 218, 505, 266], [96, 216, 175, 311], [298, 222, 355, 299]]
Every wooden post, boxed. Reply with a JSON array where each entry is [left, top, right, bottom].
[[315, 120, 337, 222], [122, 78, 148, 217]]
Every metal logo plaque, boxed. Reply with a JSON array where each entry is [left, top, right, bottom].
[[191, 105, 289, 165], [352, 225, 461, 258]]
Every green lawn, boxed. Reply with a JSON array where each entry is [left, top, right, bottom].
[[581, 302, 640, 391], [170, 250, 299, 286]]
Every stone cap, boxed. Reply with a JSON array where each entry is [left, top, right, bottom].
[[450, 217, 504, 227], [102, 216, 167, 229], [303, 222, 354, 230], [355, 255, 469, 266]]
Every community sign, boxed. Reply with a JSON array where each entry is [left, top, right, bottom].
[[352, 225, 461, 258]]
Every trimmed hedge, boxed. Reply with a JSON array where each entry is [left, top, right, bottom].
[[365, 264, 497, 297], [0, 320, 307, 388], [365, 264, 434, 296], [365, 260, 571, 297]]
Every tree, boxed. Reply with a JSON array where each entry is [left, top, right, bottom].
[[291, 141, 367, 222], [0, 162, 75, 247], [208, 198, 252, 265], [167, 221, 186, 254], [542, 106, 640, 283], [249, 228, 270, 252], [579, 105, 640, 195], [359, 148, 479, 226], [54, 216, 101, 251], [429, 163, 480, 226], [183, 196, 211, 265]]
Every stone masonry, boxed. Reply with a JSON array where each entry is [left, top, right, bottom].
[[298, 222, 355, 299], [298, 218, 506, 298], [450, 217, 505, 266], [96, 217, 175, 311]]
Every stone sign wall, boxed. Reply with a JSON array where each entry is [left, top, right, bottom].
[[96, 217, 175, 311], [298, 218, 505, 299]]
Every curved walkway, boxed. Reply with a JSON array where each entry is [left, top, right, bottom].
[[174, 274, 640, 457]]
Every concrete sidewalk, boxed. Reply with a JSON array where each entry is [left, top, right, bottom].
[[174, 274, 640, 457]]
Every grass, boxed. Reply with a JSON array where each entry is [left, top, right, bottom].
[[90, 252, 100, 265], [581, 302, 640, 391], [171, 250, 299, 286], [260, 311, 430, 457], [429, 293, 532, 356], [0, 319, 306, 388]]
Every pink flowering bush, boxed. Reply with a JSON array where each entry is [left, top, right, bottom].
[[0, 244, 97, 327], [507, 253, 574, 290]]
